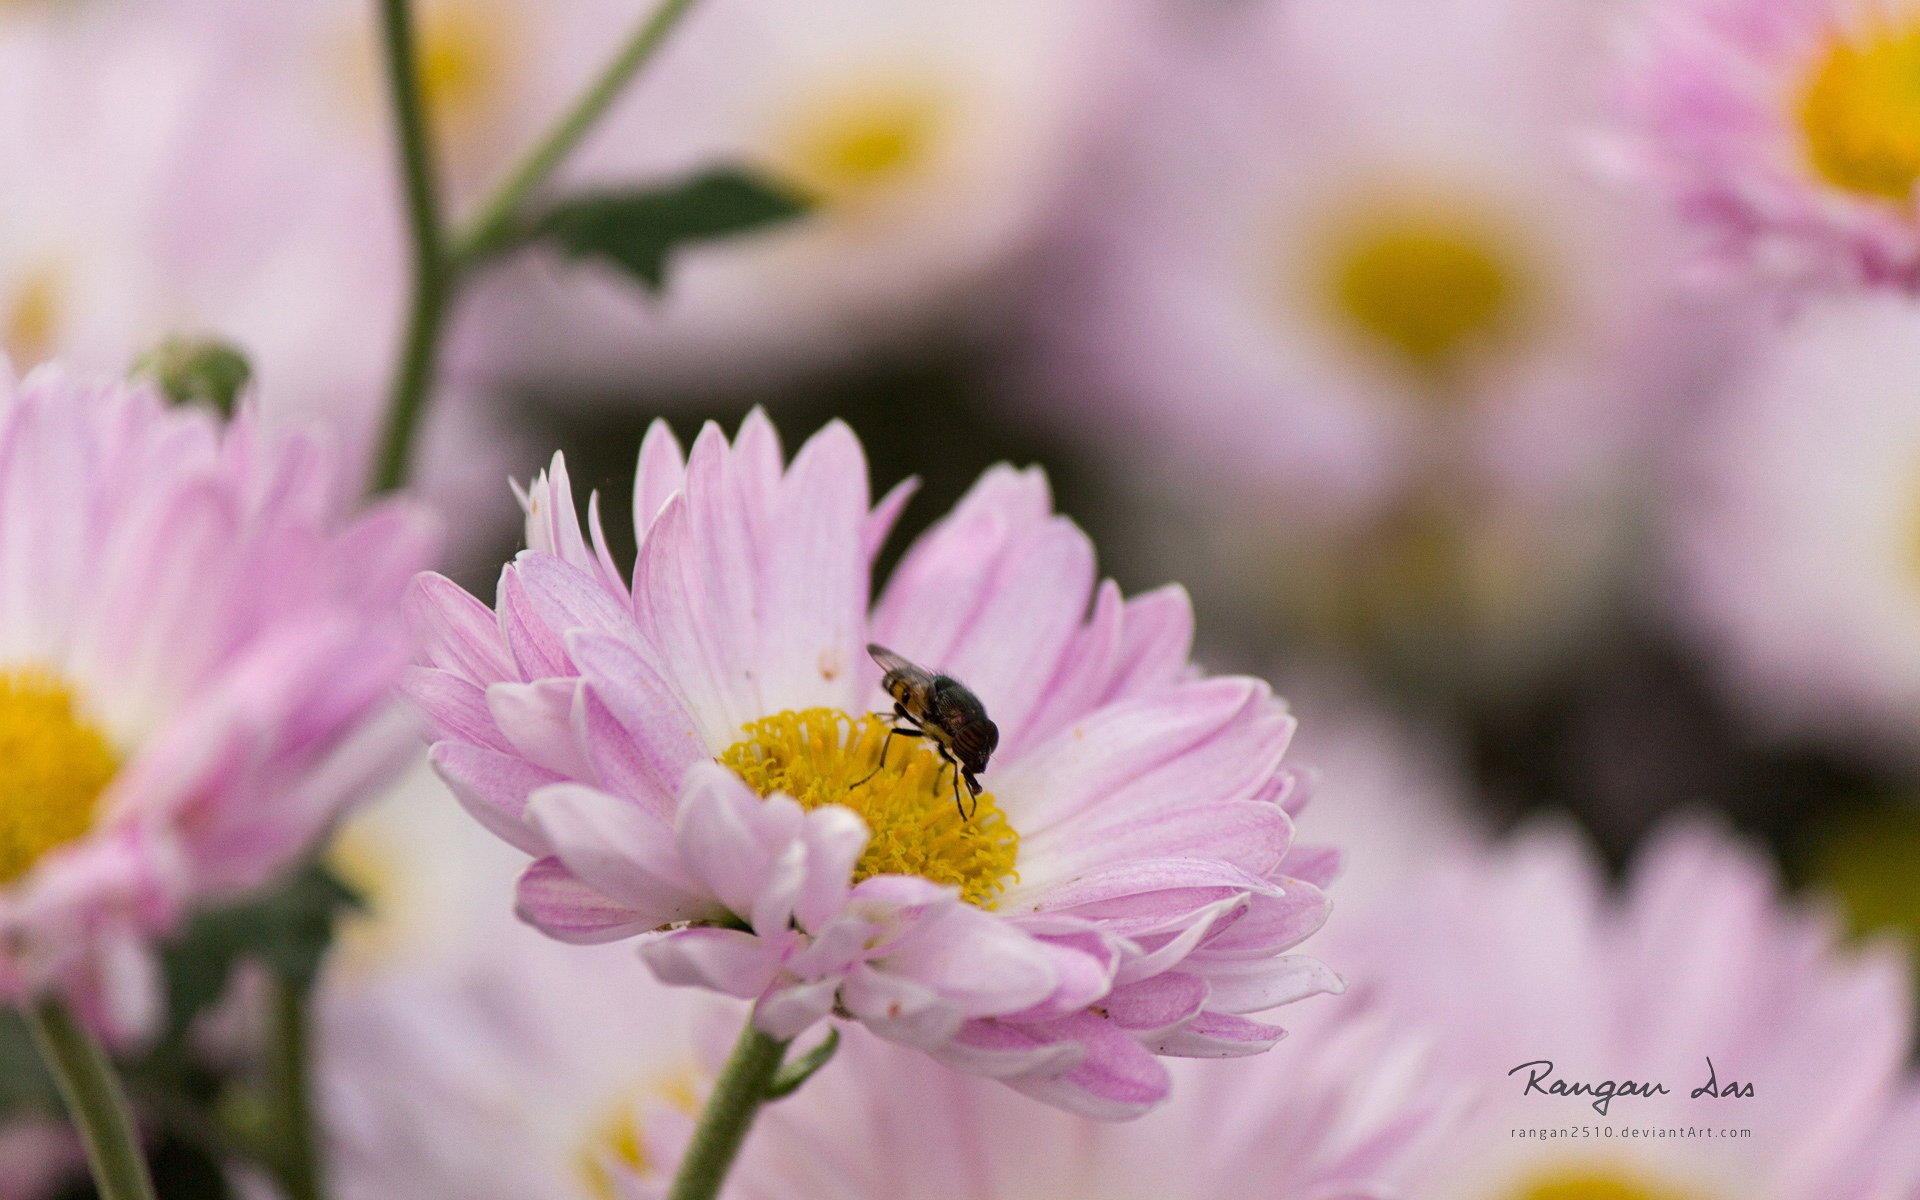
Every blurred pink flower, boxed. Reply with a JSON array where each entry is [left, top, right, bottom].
[[1025, 0, 1717, 690], [188, 0, 1129, 393], [1668, 293, 1920, 763], [0, 1119, 83, 1200], [640, 996, 1463, 1200], [0, 365, 436, 1042], [1331, 821, 1918, 1199], [0, 2, 523, 544], [323, 920, 713, 1200], [1613, 0, 1920, 292], [407, 413, 1338, 1118], [1038, 0, 1696, 527]]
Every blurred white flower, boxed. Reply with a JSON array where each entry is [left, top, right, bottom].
[[324, 922, 713, 1200], [1041, 0, 1695, 521], [1669, 291, 1920, 764], [1030, 0, 1716, 684]]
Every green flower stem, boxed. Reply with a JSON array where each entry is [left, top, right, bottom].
[[23, 998, 158, 1200], [370, 0, 451, 496], [267, 979, 325, 1200], [455, 0, 705, 266], [368, 0, 707, 494], [664, 1021, 790, 1200]]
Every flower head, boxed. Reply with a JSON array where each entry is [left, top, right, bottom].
[[408, 413, 1337, 1117], [1331, 822, 1918, 1199], [0, 365, 436, 1041], [1032, 0, 1699, 686], [1614, 0, 1920, 291], [1667, 292, 1920, 761], [322, 919, 712, 1200]]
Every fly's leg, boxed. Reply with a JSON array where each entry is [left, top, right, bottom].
[[853, 723, 923, 789], [929, 745, 974, 823]]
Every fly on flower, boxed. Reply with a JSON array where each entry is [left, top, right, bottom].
[[861, 643, 999, 821]]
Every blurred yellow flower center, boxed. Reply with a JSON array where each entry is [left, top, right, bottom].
[[338, 1, 508, 151], [1502, 1165, 1710, 1200], [1316, 198, 1525, 379], [3, 266, 63, 369], [573, 1073, 699, 1200], [773, 79, 949, 204], [0, 670, 120, 886], [1799, 20, 1920, 202], [323, 820, 403, 973], [719, 708, 1018, 908], [414, 1, 509, 134]]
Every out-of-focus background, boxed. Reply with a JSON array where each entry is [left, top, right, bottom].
[[5, 0, 1920, 1079]]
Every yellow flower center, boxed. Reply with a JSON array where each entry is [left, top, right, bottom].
[[573, 1073, 700, 1200], [1313, 195, 1527, 381], [0, 670, 120, 886], [1502, 1165, 1713, 1200], [770, 78, 950, 205], [1799, 19, 1920, 202], [3, 265, 63, 370], [718, 708, 1018, 909]]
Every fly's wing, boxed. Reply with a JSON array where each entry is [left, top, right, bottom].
[[867, 643, 922, 680], [868, 643, 937, 713]]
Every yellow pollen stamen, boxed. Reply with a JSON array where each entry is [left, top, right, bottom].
[[1799, 20, 1920, 203], [1502, 1164, 1714, 1200], [771, 79, 949, 205], [1313, 195, 1527, 382], [718, 708, 1018, 909], [0, 670, 120, 886]]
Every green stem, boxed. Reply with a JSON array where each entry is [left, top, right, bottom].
[[455, 0, 705, 265], [664, 1021, 789, 1200], [23, 999, 157, 1200], [367, 0, 706, 494], [267, 980, 325, 1200], [370, 0, 451, 495]]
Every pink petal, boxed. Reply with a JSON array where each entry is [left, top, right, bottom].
[[515, 857, 654, 944], [642, 927, 784, 999]]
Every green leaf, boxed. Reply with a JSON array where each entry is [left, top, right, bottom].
[[537, 168, 810, 292], [156, 862, 361, 1041]]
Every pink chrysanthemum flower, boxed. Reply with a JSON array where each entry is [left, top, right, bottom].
[[611, 996, 1457, 1200], [1615, 0, 1920, 291], [407, 414, 1338, 1118], [0, 365, 435, 1041], [1332, 822, 1919, 1200]]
